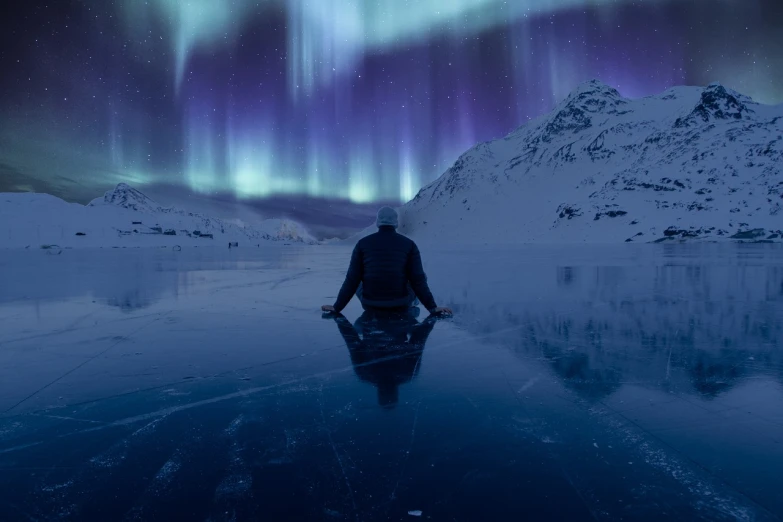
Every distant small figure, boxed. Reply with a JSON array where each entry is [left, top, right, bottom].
[[228, 241, 238, 249], [322, 207, 452, 317]]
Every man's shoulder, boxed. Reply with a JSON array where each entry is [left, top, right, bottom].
[[355, 233, 377, 251], [394, 230, 416, 245], [356, 233, 375, 246], [357, 230, 415, 250], [398, 233, 416, 248]]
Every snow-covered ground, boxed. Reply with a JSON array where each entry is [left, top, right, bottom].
[[0, 183, 317, 249], [389, 81, 783, 244], [0, 244, 781, 520]]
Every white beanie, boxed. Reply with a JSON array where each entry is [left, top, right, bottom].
[[376, 207, 398, 228]]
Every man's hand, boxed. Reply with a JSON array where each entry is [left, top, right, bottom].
[[321, 305, 336, 313], [431, 307, 453, 316]]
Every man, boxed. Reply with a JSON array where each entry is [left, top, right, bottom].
[[322, 207, 452, 316]]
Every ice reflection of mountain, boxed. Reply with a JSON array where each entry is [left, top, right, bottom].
[[437, 244, 783, 401], [0, 247, 295, 311], [0, 249, 181, 311]]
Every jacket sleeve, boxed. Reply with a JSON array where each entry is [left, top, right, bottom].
[[406, 243, 438, 312], [333, 244, 363, 312]]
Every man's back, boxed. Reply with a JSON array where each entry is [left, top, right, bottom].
[[357, 228, 417, 305], [324, 207, 450, 316], [332, 226, 437, 312]]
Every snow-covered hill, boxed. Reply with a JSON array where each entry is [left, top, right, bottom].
[[395, 81, 783, 244], [0, 183, 317, 249]]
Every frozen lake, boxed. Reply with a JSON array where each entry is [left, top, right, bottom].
[[0, 244, 782, 521]]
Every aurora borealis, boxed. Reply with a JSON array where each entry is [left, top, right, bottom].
[[1, 0, 782, 205]]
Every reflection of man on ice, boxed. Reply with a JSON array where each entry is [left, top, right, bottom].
[[326, 308, 439, 409], [322, 207, 452, 316]]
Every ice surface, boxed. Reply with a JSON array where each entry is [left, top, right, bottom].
[[0, 244, 782, 521]]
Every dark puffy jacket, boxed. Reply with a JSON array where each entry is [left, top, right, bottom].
[[333, 227, 438, 313]]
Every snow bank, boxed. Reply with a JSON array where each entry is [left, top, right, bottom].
[[0, 183, 317, 249]]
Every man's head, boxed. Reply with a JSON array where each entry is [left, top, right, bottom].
[[376, 206, 398, 229]]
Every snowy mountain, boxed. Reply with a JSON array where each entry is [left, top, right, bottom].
[[395, 81, 783, 244], [0, 183, 317, 248], [92, 183, 162, 214]]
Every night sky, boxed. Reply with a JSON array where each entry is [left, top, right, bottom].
[[1, 0, 782, 206]]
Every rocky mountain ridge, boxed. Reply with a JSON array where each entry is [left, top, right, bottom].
[[396, 80, 783, 243]]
